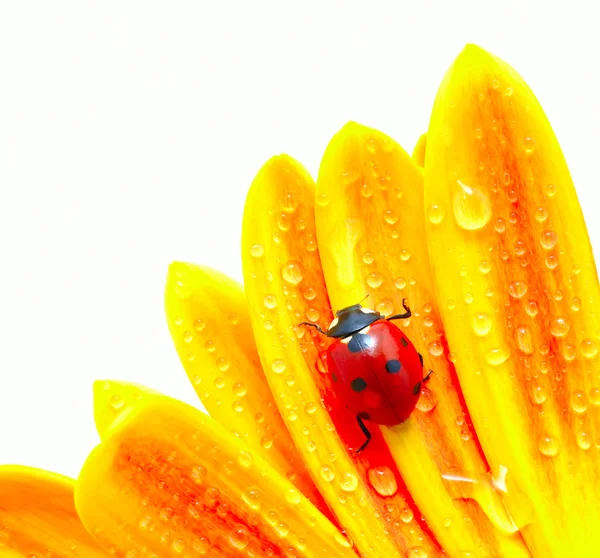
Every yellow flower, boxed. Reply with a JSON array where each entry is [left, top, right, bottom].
[[2, 44, 598, 557]]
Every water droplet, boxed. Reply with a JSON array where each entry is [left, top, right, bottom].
[[428, 341, 444, 357], [581, 339, 598, 358], [362, 252, 374, 264], [523, 136, 536, 154], [472, 313, 492, 336], [305, 401, 317, 415], [590, 387, 600, 406], [550, 316, 570, 337], [366, 273, 383, 289], [383, 209, 398, 225], [260, 435, 273, 449], [367, 466, 398, 497], [485, 346, 510, 366], [232, 400, 244, 413], [479, 260, 491, 274], [237, 450, 253, 468], [361, 183, 372, 198], [545, 253, 558, 269], [406, 546, 428, 558], [205, 340, 216, 352], [427, 204, 446, 224], [271, 359, 286, 374], [561, 342, 576, 361], [183, 331, 193, 343], [571, 390, 588, 413], [232, 382, 247, 397], [320, 465, 335, 482], [400, 507, 414, 523], [394, 277, 407, 290], [546, 184, 556, 197], [190, 465, 207, 485], [250, 244, 264, 258], [229, 526, 249, 550], [281, 261, 304, 285], [515, 325, 534, 354], [306, 308, 321, 322], [508, 281, 528, 299], [534, 207, 548, 223], [525, 300, 539, 317], [416, 387, 437, 412], [193, 319, 205, 332], [577, 431, 592, 450], [464, 292, 474, 304], [453, 180, 492, 230], [110, 395, 124, 410], [214, 377, 225, 389], [400, 249, 411, 261], [531, 383, 547, 405], [494, 218, 506, 233], [316, 193, 330, 206], [339, 471, 359, 492], [538, 435, 559, 456], [278, 213, 291, 231], [242, 488, 261, 510], [540, 230, 557, 250], [375, 300, 393, 317], [263, 294, 277, 309], [284, 487, 302, 505]]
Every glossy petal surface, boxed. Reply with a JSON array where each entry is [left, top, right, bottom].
[[0, 466, 106, 557], [76, 395, 354, 557], [316, 122, 530, 557], [164, 263, 327, 514], [242, 155, 438, 556], [425, 45, 600, 557]]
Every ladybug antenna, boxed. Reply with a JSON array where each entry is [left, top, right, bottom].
[[299, 322, 326, 335], [358, 293, 370, 305]]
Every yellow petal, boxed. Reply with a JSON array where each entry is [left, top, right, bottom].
[[412, 133, 427, 167], [425, 44, 600, 557], [316, 121, 530, 557], [0, 465, 107, 557], [242, 155, 438, 556], [164, 262, 328, 515], [76, 393, 355, 557], [94, 379, 158, 439]]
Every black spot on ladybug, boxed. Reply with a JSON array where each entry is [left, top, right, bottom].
[[413, 381, 422, 395], [400, 337, 409, 347], [332, 373, 339, 383], [351, 377, 367, 392], [385, 359, 402, 374], [418, 352, 424, 367], [358, 411, 371, 420], [348, 334, 374, 353]]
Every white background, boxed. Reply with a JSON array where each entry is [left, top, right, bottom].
[[0, 2, 598, 479]]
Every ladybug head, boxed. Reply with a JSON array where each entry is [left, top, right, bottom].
[[327, 303, 382, 338]]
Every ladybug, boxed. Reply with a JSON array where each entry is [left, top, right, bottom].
[[301, 299, 432, 452]]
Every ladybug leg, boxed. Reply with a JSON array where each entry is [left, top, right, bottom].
[[423, 370, 433, 382], [299, 322, 326, 335], [356, 414, 372, 453], [386, 298, 412, 321]]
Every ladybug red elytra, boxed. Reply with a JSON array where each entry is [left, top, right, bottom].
[[301, 299, 432, 452]]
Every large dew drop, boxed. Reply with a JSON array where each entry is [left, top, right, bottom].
[[281, 261, 304, 285], [367, 466, 398, 497], [452, 180, 492, 230]]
